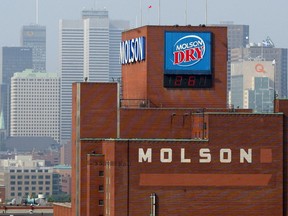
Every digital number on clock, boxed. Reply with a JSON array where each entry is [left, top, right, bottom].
[[164, 74, 212, 88]]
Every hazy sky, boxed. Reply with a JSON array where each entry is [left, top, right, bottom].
[[0, 0, 287, 72]]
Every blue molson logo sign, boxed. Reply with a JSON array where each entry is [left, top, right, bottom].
[[165, 32, 212, 74], [120, 37, 145, 65]]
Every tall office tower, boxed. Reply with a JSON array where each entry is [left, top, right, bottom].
[[1, 47, 33, 135], [109, 20, 130, 82], [83, 11, 109, 82], [59, 19, 84, 145], [21, 24, 46, 71], [212, 22, 249, 96], [231, 43, 288, 99], [10, 69, 60, 143], [59, 9, 129, 144]]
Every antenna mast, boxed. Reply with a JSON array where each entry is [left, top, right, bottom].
[[36, 0, 39, 24]]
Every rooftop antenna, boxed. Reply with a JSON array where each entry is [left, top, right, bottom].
[[158, 0, 160, 25], [205, 0, 208, 25], [185, 0, 187, 25], [36, 0, 39, 24], [140, 0, 142, 26]]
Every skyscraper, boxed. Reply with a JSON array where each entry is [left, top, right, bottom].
[[59, 9, 129, 144], [212, 22, 249, 96], [230, 60, 274, 112], [1, 47, 33, 134], [21, 24, 46, 72], [231, 45, 288, 98], [59, 19, 84, 145], [10, 69, 60, 143]]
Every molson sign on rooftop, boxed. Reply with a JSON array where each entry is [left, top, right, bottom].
[[165, 32, 212, 74]]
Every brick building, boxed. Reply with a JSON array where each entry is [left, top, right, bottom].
[[54, 25, 288, 216]]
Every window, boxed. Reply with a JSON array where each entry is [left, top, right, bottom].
[[99, 171, 104, 177], [24, 176, 29, 179], [32, 175, 37, 179], [98, 200, 104, 206], [99, 185, 104, 192], [10, 175, 15, 179], [17, 176, 22, 179], [38, 176, 43, 179]]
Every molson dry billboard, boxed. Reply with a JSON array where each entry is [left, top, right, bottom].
[[164, 32, 212, 88], [164, 32, 212, 74]]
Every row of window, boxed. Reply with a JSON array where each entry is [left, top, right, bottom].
[[11, 192, 50, 197], [11, 186, 50, 191], [10, 175, 51, 179], [11, 181, 51, 185], [10, 169, 49, 173]]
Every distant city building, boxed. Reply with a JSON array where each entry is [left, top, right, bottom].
[[244, 77, 274, 112], [0, 155, 54, 200], [0, 47, 33, 135], [60, 140, 71, 165], [59, 9, 129, 144], [21, 24, 46, 71], [211, 22, 249, 94], [230, 60, 274, 112], [10, 69, 60, 143], [231, 43, 287, 98], [53, 165, 71, 195]]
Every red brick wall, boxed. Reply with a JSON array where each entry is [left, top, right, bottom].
[[86, 154, 105, 216], [78, 82, 118, 138], [70, 113, 284, 216], [67, 82, 285, 216], [116, 111, 283, 215], [274, 99, 288, 215], [122, 26, 227, 108], [53, 204, 71, 216], [71, 83, 118, 216]]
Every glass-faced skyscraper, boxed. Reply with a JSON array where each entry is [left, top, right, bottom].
[[1, 47, 33, 134], [21, 24, 46, 72], [59, 9, 129, 144]]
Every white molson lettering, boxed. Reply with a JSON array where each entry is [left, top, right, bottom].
[[120, 37, 145, 64], [138, 148, 252, 164]]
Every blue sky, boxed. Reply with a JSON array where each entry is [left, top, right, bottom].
[[0, 0, 287, 72]]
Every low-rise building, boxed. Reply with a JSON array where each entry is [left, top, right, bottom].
[[0, 155, 54, 200]]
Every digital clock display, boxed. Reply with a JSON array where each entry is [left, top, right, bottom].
[[164, 74, 212, 88]]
